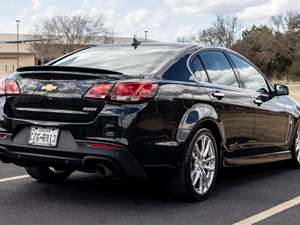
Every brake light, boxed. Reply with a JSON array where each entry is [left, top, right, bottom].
[[110, 82, 157, 102], [6, 80, 20, 95], [84, 82, 157, 103], [0, 78, 20, 96], [0, 78, 5, 96], [84, 83, 113, 99]]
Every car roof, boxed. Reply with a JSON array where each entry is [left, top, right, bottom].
[[93, 42, 235, 54], [94, 41, 199, 50]]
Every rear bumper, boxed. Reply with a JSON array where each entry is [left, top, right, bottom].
[[0, 133, 146, 178]]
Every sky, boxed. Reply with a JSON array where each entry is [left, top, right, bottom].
[[0, 0, 300, 41]]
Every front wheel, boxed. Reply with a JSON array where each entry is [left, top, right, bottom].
[[26, 166, 73, 183], [291, 125, 300, 168], [168, 128, 219, 202]]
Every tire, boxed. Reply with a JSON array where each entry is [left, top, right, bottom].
[[167, 128, 219, 202], [26, 166, 73, 183], [291, 124, 300, 168]]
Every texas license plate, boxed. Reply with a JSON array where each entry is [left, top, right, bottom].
[[28, 127, 59, 147]]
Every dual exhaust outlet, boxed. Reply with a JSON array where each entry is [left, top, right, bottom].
[[96, 164, 113, 178]]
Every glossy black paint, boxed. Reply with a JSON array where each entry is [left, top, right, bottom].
[[0, 42, 299, 177]]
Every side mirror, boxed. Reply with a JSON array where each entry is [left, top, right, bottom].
[[274, 84, 289, 96]]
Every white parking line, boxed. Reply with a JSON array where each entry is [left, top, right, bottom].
[[0, 175, 30, 183], [233, 196, 300, 225]]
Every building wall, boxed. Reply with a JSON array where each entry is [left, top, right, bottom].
[[0, 53, 35, 73]]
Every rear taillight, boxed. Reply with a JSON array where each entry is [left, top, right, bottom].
[[84, 83, 113, 99], [84, 82, 157, 103], [110, 82, 157, 102], [6, 80, 20, 95], [0, 78, 5, 96], [0, 78, 20, 96]]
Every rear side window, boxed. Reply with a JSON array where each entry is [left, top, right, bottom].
[[199, 51, 239, 87], [229, 54, 269, 93], [163, 55, 196, 82], [190, 56, 209, 83]]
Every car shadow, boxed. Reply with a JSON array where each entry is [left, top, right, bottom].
[[21, 160, 297, 204], [13, 160, 300, 225]]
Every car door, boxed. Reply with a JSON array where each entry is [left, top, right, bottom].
[[228, 53, 290, 153], [192, 50, 255, 156]]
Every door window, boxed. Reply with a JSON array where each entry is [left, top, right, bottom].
[[230, 54, 269, 94], [199, 51, 239, 87]]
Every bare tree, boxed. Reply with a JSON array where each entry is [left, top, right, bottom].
[[286, 11, 300, 32], [269, 15, 286, 33], [30, 13, 114, 64], [195, 15, 242, 48], [177, 36, 194, 43]]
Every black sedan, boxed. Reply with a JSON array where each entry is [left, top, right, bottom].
[[0, 42, 299, 201]]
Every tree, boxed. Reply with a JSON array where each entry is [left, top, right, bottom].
[[269, 15, 286, 33], [195, 15, 242, 48], [30, 13, 114, 64], [286, 11, 300, 32]]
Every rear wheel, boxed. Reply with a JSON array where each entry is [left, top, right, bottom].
[[26, 166, 73, 183], [168, 128, 219, 201], [291, 124, 300, 168]]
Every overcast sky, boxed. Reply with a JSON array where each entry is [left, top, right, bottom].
[[0, 0, 299, 41]]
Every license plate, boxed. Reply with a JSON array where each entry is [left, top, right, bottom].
[[28, 127, 59, 147]]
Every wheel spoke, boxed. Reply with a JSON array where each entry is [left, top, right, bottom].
[[193, 171, 200, 186], [192, 151, 198, 161], [203, 156, 215, 163], [199, 170, 203, 192], [191, 168, 197, 179], [202, 139, 211, 158], [202, 165, 215, 172], [194, 142, 202, 157]]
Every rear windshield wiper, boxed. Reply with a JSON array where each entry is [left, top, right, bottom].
[[17, 66, 124, 75]]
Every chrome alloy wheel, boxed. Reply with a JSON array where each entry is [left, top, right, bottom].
[[295, 129, 300, 164], [190, 134, 216, 195]]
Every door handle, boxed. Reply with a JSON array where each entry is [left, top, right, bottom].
[[212, 92, 224, 100], [254, 99, 263, 106]]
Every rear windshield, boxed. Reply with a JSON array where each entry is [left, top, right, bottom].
[[53, 45, 183, 75]]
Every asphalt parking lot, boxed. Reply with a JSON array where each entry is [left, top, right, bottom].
[[0, 161, 299, 225]]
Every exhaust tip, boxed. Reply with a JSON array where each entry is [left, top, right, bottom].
[[96, 164, 112, 178]]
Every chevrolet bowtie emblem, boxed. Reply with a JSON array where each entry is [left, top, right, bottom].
[[41, 84, 58, 92]]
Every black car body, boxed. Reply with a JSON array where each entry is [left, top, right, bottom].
[[0, 42, 299, 201]]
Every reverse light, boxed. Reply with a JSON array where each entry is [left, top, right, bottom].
[[0, 78, 20, 96]]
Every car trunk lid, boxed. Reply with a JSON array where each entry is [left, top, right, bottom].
[[4, 66, 124, 123]]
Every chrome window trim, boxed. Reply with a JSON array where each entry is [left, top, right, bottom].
[[186, 47, 247, 92]]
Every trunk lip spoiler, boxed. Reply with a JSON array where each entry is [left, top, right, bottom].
[[16, 66, 142, 79], [16, 66, 124, 75]]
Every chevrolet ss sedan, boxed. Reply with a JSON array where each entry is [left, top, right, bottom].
[[0, 42, 299, 201]]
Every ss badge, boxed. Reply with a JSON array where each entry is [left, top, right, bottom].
[[83, 107, 98, 112]]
